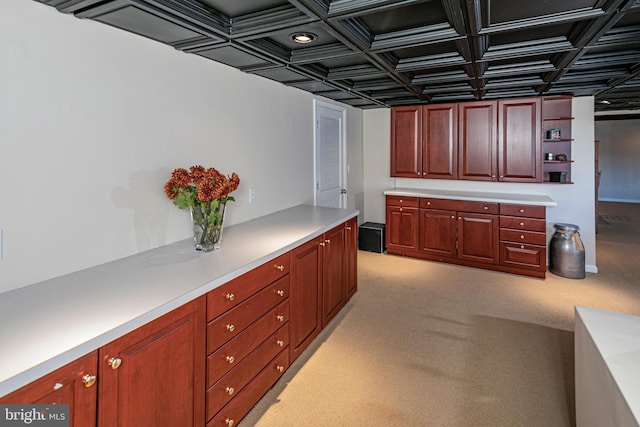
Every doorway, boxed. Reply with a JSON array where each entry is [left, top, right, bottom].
[[314, 100, 347, 208]]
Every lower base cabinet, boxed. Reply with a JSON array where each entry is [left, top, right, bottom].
[[0, 297, 206, 427], [1, 218, 357, 427], [387, 196, 546, 278], [0, 351, 98, 427]]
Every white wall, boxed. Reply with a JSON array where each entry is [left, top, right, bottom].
[[595, 119, 640, 203], [362, 97, 598, 272], [0, 0, 363, 292]]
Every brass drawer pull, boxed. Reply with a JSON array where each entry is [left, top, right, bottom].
[[225, 293, 235, 301], [276, 340, 284, 347], [82, 375, 96, 388], [276, 315, 285, 322], [226, 324, 235, 332], [276, 365, 284, 373], [108, 357, 122, 370], [276, 290, 285, 297], [226, 355, 235, 364], [225, 386, 235, 395], [276, 265, 285, 271], [225, 419, 234, 427]]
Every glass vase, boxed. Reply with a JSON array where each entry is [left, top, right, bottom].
[[190, 201, 226, 252]]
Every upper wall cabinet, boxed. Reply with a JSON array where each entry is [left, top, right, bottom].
[[391, 96, 545, 183], [497, 97, 542, 183]]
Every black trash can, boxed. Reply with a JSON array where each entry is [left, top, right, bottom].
[[549, 223, 585, 279]]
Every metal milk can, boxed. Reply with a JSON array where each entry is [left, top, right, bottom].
[[549, 223, 585, 279]]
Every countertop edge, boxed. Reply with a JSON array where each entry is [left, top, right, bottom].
[[384, 188, 557, 206], [0, 205, 358, 397]]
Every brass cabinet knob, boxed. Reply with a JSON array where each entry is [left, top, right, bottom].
[[276, 265, 285, 271], [276, 340, 284, 347], [520, 245, 525, 249], [225, 293, 235, 301], [276, 315, 285, 322], [346, 226, 352, 230], [226, 355, 235, 364], [276, 365, 284, 373], [53, 383, 63, 391], [319, 242, 325, 247], [82, 374, 97, 388], [399, 207, 403, 212], [225, 419, 234, 427], [400, 199, 403, 203], [108, 357, 122, 370], [520, 222, 525, 226], [276, 290, 285, 297], [225, 386, 235, 395], [451, 215, 455, 219], [483, 206, 488, 210], [325, 239, 330, 244], [519, 209, 525, 213], [492, 175, 496, 178], [226, 324, 235, 332], [520, 235, 525, 239]]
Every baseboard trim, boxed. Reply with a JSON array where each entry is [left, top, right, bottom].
[[586, 264, 598, 274], [599, 198, 640, 204]]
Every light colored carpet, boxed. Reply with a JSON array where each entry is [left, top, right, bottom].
[[239, 202, 640, 427]]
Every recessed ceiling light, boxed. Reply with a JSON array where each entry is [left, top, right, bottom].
[[290, 32, 317, 44]]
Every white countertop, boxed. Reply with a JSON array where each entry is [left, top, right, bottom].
[[384, 188, 557, 206], [0, 205, 358, 397], [575, 306, 640, 425]]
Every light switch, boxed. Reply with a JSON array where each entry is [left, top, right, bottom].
[[249, 188, 257, 204]]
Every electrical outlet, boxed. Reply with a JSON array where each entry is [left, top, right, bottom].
[[249, 188, 257, 204]]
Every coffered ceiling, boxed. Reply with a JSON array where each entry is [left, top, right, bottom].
[[37, 0, 640, 114]]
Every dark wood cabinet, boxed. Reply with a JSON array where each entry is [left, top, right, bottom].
[[390, 106, 421, 177], [344, 217, 358, 300], [387, 195, 546, 278], [422, 103, 458, 179], [458, 100, 497, 181], [385, 196, 419, 254], [2, 218, 358, 427], [0, 352, 98, 427], [99, 297, 206, 427], [497, 97, 542, 182], [457, 212, 499, 264], [391, 96, 545, 183], [289, 238, 323, 362], [322, 224, 346, 327], [419, 208, 456, 257]]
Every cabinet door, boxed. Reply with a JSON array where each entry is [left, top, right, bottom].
[[498, 97, 542, 182], [98, 297, 206, 427], [457, 213, 499, 264], [0, 352, 98, 427], [422, 103, 458, 179], [344, 217, 358, 300], [322, 225, 346, 327], [458, 101, 497, 181], [386, 206, 419, 253], [390, 106, 422, 178], [419, 209, 457, 257], [289, 238, 323, 362]]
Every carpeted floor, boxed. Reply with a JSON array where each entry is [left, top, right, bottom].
[[239, 202, 640, 427]]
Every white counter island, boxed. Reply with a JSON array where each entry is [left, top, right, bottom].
[[0, 204, 358, 398]]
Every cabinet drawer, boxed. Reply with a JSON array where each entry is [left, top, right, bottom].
[[500, 242, 546, 270], [207, 300, 289, 386], [206, 324, 289, 421], [206, 349, 289, 427], [207, 253, 290, 320], [499, 204, 545, 219], [207, 276, 289, 353], [386, 195, 419, 208], [419, 198, 498, 214], [500, 216, 546, 232], [500, 229, 546, 246]]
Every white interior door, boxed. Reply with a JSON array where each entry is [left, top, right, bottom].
[[315, 100, 346, 208]]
